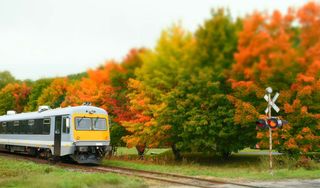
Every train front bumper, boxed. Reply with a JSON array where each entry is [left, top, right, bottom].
[[71, 141, 112, 164], [74, 140, 110, 146]]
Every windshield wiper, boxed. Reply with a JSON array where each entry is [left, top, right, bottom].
[[77, 116, 85, 124], [92, 117, 99, 130]]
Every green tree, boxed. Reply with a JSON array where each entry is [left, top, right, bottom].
[[0, 71, 15, 89], [162, 9, 248, 159], [164, 69, 258, 158], [195, 9, 240, 73], [122, 24, 195, 158], [24, 78, 53, 111]]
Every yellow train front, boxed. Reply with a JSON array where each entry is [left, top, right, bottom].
[[70, 106, 111, 163], [0, 105, 112, 164]]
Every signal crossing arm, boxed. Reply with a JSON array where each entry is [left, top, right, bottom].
[[264, 92, 280, 113]]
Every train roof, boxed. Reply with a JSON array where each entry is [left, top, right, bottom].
[[0, 106, 107, 121]]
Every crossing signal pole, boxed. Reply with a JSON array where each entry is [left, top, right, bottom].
[[265, 87, 281, 175], [256, 87, 289, 175]]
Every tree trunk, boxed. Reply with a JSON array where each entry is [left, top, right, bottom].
[[136, 144, 146, 160], [171, 144, 182, 161], [222, 151, 231, 160]]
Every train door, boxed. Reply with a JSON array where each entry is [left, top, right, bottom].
[[54, 116, 62, 156]]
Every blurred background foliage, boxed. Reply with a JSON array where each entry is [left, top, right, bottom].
[[0, 2, 319, 160]]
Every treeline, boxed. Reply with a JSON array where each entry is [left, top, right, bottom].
[[1, 2, 319, 159]]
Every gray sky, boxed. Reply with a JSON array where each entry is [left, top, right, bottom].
[[0, 0, 309, 80]]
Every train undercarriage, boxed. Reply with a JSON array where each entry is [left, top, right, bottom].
[[71, 146, 111, 164]]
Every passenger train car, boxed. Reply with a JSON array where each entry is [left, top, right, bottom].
[[0, 105, 111, 164]]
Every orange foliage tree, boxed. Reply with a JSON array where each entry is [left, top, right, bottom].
[[37, 78, 69, 108], [230, 3, 320, 155], [0, 83, 30, 115], [121, 79, 170, 156], [63, 62, 122, 112]]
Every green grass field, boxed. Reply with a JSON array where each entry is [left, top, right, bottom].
[[105, 147, 320, 181], [0, 157, 147, 188]]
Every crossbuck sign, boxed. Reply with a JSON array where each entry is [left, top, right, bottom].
[[264, 92, 280, 113]]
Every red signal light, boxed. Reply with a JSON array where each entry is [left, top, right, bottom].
[[267, 118, 278, 129], [256, 119, 268, 129]]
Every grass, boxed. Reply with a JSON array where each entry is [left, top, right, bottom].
[[0, 156, 147, 188], [104, 147, 320, 181]]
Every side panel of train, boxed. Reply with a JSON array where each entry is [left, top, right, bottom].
[[0, 106, 112, 164], [0, 116, 73, 156]]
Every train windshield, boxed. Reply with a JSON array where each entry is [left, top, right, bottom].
[[75, 117, 107, 130], [92, 118, 106, 130]]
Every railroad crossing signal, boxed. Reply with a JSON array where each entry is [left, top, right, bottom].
[[256, 117, 288, 130], [264, 92, 280, 113], [259, 87, 288, 175]]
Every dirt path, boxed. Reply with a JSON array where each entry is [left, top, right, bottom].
[[244, 179, 320, 188], [149, 179, 320, 188]]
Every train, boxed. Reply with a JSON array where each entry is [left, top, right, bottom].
[[0, 105, 112, 164]]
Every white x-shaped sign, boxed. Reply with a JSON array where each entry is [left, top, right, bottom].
[[264, 92, 280, 113]]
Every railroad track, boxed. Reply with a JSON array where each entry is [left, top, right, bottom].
[[0, 151, 259, 188], [90, 165, 259, 188]]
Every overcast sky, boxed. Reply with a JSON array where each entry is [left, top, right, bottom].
[[0, 0, 309, 80]]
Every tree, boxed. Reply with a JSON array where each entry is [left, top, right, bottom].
[[24, 78, 53, 111], [164, 68, 258, 158], [0, 83, 30, 115], [268, 3, 320, 155], [230, 3, 320, 156], [121, 79, 170, 158], [122, 24, 195, 158], [110, 48, 147, 123], [162, 9, 251, 158], [195, 9, 240, 73], [63, 62, 122, 112], [37, 78, 69, 108], [109, 49, 146, 149], [0, 71, 15, 89]]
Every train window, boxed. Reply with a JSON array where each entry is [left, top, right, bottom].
[[14, 121, 19, 126], [62, 117, 70, 134], [92, 118, 107, 130], [43, 118, 50, 124], [1, 122, 6, 134], [7, 121, 13, 134], [19, 120, 28, 134], [28, 120, 34, 126], [13, 121, 19, 134], [34, 119, 43, 134], [75, 117, 91, 130], [28, 120, 34, 134], [43, 118, 50, 134]]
